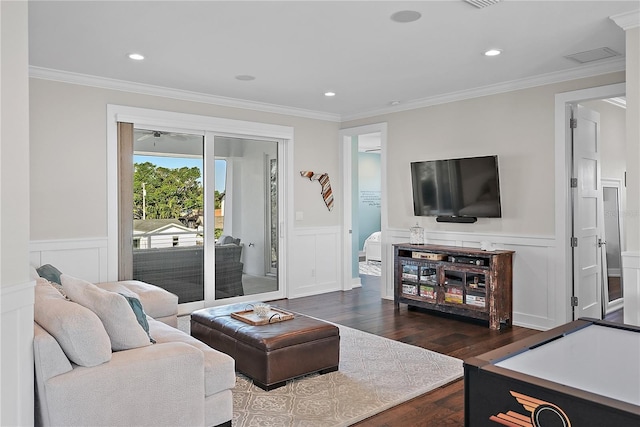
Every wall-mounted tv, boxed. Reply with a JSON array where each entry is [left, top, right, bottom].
[[410, 155, 502, 222]]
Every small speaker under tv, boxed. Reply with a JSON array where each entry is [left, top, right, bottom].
[[436, 216, 477, 223]]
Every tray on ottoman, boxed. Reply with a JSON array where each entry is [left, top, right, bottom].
[[191, 302, 340, 390], [231, 307, 294, 325]]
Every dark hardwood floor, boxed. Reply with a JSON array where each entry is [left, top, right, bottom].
[[270, 274, 541, 426]]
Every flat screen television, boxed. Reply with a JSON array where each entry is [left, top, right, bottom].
[[410, 155, 502, 222]]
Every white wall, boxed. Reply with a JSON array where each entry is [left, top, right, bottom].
[[1, 1, 34, 425]]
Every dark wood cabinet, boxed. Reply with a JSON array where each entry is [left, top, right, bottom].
[[394, 243, 514, 330]]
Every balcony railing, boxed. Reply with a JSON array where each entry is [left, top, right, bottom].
[[132, 236, 244, 304]]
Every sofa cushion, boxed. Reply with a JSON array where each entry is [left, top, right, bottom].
[[62, 274, 153, 351], [148, 318, 236, 397], [34, 278, 112, 367]]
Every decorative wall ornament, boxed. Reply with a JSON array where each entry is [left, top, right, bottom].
[[300, 171, 334, 211]]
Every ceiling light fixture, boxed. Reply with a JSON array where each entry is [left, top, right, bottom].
[[128, 53, 145, 61], [390, 10, 422, 23], [235, 75, 256, 81], [324, 91, 336, 97], [484, 49, 502, 57], [390, 101, 401, 106]]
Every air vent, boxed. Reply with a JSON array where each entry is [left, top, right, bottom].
[[564, 47, 620, 64], [465, 0, 500, 8]]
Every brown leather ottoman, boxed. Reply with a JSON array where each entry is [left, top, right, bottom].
[[190, 302, 340, 390]]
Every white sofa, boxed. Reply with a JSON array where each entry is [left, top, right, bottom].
[[33, 270, 235, 427]]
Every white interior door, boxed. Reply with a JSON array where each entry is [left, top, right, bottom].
[[572, 104, 605, 320]]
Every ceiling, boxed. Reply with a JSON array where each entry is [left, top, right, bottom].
[[28, 1, 637, 121]]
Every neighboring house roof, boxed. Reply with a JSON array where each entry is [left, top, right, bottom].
[[133, 219, 196, 235]]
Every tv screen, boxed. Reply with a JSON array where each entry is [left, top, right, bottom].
[[411, 155, 502, 218]]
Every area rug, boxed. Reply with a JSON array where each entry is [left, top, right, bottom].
[[178, 316, 463, 426]]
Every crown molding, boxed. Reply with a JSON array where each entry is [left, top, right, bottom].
[[341, 58, 626, 122], [610, 9, 640, 30], [29, 66, 342, 123], [31, 56, 625, 125]]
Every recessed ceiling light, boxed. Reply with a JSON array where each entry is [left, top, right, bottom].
[[484, 49, 502, 57], [128, 53, 145, 61], [324, 91, 336, 97], [390, 101, 401, 106], [390, 10, 422, 23], [235, 75, 256, 81]]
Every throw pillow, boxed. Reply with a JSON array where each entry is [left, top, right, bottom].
[[36, 264, 63, 285], [34, 278, 112, 367], [61, 274, 153, 351], [47, 278, 69, 300], [119, 293, 156, 344]]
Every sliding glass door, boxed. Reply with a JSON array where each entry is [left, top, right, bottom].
[[121, 126, 282, 308], [213, 136, 279, 299]]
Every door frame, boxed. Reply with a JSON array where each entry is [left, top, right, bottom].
[[339, 123, 388, 296], [107, 105, 294, 313], [554, 82, 625, 323]]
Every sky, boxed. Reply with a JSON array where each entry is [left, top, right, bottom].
[[134, 155, 227, 192]]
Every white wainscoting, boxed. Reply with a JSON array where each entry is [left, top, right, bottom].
[[622, 251, 640, 326], [1, 280, 35, 426], [29, 238, 109, 283], [289, 226, 342, 299], [384, 228, 559, 331], [28, 231, 567, 331], [29, 233, 344, 301]]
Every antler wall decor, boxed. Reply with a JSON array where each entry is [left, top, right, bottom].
[[300, 171, 334, 211]]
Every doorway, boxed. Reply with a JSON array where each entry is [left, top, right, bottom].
[[555, 83, 626, 323], [213, 136, 279, 298], [127, 130, 282, 308], [340, 123, 388, 297], [108, 105, 292, 314]]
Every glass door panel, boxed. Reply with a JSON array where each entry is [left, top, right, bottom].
[[213, 136, 279, 300], [132, 130, 205, 304]]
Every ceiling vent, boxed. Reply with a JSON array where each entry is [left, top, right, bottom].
[[465, 0, 500, 8], [564, 47, 621, 64]]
